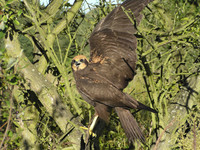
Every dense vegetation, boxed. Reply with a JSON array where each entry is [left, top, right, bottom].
[[0, 0, 199, 149]]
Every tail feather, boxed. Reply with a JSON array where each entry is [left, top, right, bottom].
[[115, 107, 145, 143], [125, 94, 157, 113]]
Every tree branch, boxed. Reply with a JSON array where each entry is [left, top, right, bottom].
[[5, 32, 83, 150]]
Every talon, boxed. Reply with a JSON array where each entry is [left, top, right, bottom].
[[80, 125, 97, 137], [89, 129, 97, 137], [80, 126, 88, 130]]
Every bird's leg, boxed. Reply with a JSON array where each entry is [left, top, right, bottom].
[[80, 115, 98, 138], [85, 113, 107, 144], [81, 115, 99, 144], [88, 115, 98, 137]]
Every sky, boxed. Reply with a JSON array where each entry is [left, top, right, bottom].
[[40, 0, 98, 8], [40, 0, 99, 13], [40, 0, 120, 12]]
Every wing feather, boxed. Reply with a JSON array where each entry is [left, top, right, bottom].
[[75, 70, 157, 113], [89, 0, 153, 89], [75, 71, 132, 108]]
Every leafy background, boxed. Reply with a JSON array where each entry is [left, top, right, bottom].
[[0, 0, 199, 149]]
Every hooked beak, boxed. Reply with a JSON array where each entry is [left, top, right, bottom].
[[75, 61, 81, 66]]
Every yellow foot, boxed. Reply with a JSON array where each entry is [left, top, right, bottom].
[[80, 115, 99, 138], [80, 126, 88, 130], [89, 130, 97, 138], [80, 126, 97, 137]]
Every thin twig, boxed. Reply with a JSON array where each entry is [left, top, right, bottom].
[[153, 119, 176, 150], [0, 122, 7, 131], [0, 87, 13, 149]]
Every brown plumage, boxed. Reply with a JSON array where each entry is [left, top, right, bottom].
[[71, 0, 156, 143]]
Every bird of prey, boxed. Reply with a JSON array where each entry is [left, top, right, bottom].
[[71, 0, 156, 143]]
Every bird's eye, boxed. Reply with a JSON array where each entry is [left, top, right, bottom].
[[80, 59, 84, 62], [72, 60, 76, 63]]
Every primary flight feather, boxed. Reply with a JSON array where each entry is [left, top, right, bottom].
[[71, 0, 156, 143]]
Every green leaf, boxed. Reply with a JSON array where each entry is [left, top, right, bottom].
[[6, 0, 14, 5], [2, 15, 7, 22], [6, 74, 15, 81], [5, 100, 10, 107], [0, 31, 5, 38], [13, 121, 20, 128], [17, 9, 23, 16], [0, 22, 5, 30], [0, 48, 5, 53], [14, 19, 20, 25], [8, 130, 13, 137], [3, 112, 8, 118]]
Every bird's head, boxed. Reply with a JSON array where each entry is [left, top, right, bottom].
[[71, 55, 88, 72]]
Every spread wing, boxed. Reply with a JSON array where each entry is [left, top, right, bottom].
[[89, 0, 153, 90]]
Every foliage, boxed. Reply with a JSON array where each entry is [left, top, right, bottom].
[[0, 48, 22, 149], [0, 0, 199, 149]]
